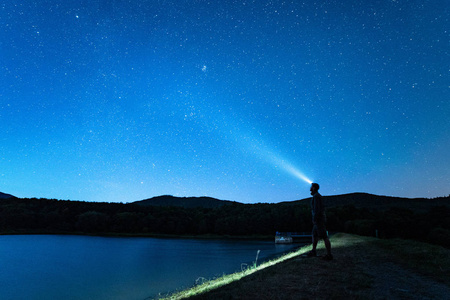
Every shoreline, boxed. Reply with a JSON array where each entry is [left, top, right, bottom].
[[162, 233, 450, 299], [0, 230, 273, 240]]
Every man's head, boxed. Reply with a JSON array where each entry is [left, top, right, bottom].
[[310, 183, 320, 195]]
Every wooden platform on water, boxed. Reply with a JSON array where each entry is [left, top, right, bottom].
[[275, 232, 312, 244]]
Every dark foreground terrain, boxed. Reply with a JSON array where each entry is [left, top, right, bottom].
[[179, 233, 450, 300]]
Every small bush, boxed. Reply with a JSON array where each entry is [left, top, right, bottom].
[[427, 227, 450, 248]]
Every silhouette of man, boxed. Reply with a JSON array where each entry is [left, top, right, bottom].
[[305, 183, 333, 260]]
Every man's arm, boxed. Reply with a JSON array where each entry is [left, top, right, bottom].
[[313, 194, 322, 223]]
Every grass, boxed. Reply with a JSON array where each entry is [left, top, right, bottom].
[[370, 237, 450, 285], [157, 233, 450, 300], [157, 243, 313, 300]]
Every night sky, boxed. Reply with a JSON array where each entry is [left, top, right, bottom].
[[1, 1, 449, 203]]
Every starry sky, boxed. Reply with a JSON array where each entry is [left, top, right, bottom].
[[1, 0, 449, 203]]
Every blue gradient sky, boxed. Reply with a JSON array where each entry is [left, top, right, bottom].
[[1, 1, 449, 203]]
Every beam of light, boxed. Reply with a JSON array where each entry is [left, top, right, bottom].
[[230, 127, 313, 186], [186, 100, 314, 186], [280, 161, 313, 185], [270, 155, 313, 185]]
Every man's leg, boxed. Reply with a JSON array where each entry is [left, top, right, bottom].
[[305, 226, 318, 257], [312, 234, 318, 252], [316, 220, 332, 259], [323, 237, 332, 256]]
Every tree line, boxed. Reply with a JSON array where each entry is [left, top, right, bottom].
[[1, 197, 449, 248]]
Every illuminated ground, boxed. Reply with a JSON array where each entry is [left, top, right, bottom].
[[166, 233, 450, 299]]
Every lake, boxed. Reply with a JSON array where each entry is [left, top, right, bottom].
[[0, 235, 301, 300]]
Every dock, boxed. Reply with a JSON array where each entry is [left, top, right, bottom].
[[275, 232, 312, 244]]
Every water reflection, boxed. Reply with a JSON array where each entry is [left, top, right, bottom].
[[0, 235, 301, 300]]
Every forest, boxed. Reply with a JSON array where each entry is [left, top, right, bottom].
[[1, 195, 449, 248]]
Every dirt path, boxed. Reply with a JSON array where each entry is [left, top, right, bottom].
[[188, 233, 450, 299]]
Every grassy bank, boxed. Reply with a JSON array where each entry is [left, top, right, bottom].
[[160, 233, 450, 299]]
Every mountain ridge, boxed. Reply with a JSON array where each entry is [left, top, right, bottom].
[[2, 191, 448, 211], [0, 192, 15, 199], [132, 195, 239, 209], [281, 192, 450, 212], [131, 192, 450, 212]]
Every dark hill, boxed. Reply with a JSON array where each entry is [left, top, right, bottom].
[[0, 192, 15, 199], [132, 195, 238, 209], [133, 193, 450, 211], [1, 193, 449, 246], [285, 192, 450, 212]]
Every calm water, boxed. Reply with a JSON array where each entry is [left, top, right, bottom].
[[0, 235, 300, 300]]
